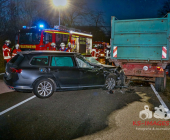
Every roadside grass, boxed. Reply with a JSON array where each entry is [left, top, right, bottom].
[[0, 66, 5, 73]]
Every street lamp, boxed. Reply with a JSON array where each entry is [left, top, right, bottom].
[[52, 0, 67, 26]]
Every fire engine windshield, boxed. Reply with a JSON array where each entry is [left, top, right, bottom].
[[19, 32, 41, 45]]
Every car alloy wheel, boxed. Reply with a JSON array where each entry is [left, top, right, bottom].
[[105, 76, 116, 90], [37, 81, 53, 97], [33, 79, 54, 98]]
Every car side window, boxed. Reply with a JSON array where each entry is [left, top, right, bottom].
[[51, 56, 74, 67], [76, 57, 91, 68], [30, 56, 49, 66]]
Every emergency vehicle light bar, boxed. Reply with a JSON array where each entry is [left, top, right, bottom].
[[22, 26, 37, 29], [70, 31, 92, 37], [39, 24, 44, 28]]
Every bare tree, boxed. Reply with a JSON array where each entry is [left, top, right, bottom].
[[0, 0, 10, 37], [61, 0, 89, 27], [158, 0, 170, 17], [19, 0, 40, 26], [89, 10, 105, 27]]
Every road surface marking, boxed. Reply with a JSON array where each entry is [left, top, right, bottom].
[[0, 73, 4, 75], [150, 84, 170, 117], [0, 95, 36, 116]]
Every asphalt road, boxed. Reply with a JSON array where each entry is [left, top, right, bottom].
[[0, 77, 170, 140]]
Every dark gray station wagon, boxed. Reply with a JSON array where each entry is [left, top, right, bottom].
[[3, 51, 125, 98]]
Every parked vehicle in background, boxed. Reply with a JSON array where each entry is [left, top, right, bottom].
[[3, 51, 124, 98], [110, 14, 170, 92], [17, 25, 93, 54]]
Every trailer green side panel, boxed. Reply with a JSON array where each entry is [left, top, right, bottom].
[[111, 14, 170, 61]]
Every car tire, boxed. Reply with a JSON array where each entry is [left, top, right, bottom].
[[33, 79, 54, 98], [105, 74, 116, 90]]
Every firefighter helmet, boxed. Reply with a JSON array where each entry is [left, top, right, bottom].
[[15, 44, 19, 48], [60, 42, 65, 47], [5, 40, 11, 44], [51, 42, 56, 47]]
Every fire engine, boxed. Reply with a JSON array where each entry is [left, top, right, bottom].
[[91, 41, 110, 64], [16, 25, 93, 54]]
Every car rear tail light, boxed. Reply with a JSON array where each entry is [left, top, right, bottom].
[[10, 68, 22, 73]]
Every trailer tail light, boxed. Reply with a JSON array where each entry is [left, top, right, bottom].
[[160, 68, 164, 71], [157, 67, 164, 71], [10, 68, 22, 73], [157, 67, 161, 70]]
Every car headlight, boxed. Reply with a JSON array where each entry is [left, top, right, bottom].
[[100, 54, 105, 57]]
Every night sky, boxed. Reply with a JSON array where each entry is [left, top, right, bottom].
[[88, 0, 167, 25]]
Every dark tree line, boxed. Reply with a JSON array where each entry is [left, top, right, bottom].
[[158, 0, 170, 17], [0, 0, 109, 48]]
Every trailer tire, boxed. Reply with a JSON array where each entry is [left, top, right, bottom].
[[120, 71, 125, 86], [155, 71, 166, 92]]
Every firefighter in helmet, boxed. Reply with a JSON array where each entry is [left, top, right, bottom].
[[12, 44, 21, 57], [2, 40, 11, 64], [59, 43, 68, 52], [91, 44, 99, 58], [50, 42, 56, 51]]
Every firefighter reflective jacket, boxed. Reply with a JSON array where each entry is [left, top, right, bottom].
[[12, 49, 21, 57], [2, 44, 11, 62]]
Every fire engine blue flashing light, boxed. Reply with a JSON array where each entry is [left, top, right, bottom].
[[23, 26, 26, 29], [39, 24, 44, 28]]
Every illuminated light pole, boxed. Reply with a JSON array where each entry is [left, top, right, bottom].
[[52, 0, 67, 26]]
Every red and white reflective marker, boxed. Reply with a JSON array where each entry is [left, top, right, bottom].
[[113, 46, 117, 58], [162, 46, 167, 59]]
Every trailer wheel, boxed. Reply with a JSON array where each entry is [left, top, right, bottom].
[[155, 71, 166, 92], [120, 71, 125, 86]]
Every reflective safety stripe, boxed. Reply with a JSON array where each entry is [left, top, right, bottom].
[[162, 46, 167, 59], [12, 53, 17, 56], [113, 46, 117, 58], [4, 56, 11, 59], [12, 53, 17, 57], [2, 48, 10, 51]]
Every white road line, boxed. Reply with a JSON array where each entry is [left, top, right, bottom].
[[150, 84, 170, 117], [0, 95, 36, 116], [0, 73, 4, 75]]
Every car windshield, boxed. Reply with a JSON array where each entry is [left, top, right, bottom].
[[19, 32, 41, 45], [84, 57, 101, 65]]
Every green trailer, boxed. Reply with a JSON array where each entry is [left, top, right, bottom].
[[110, 13, 170, 91]]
